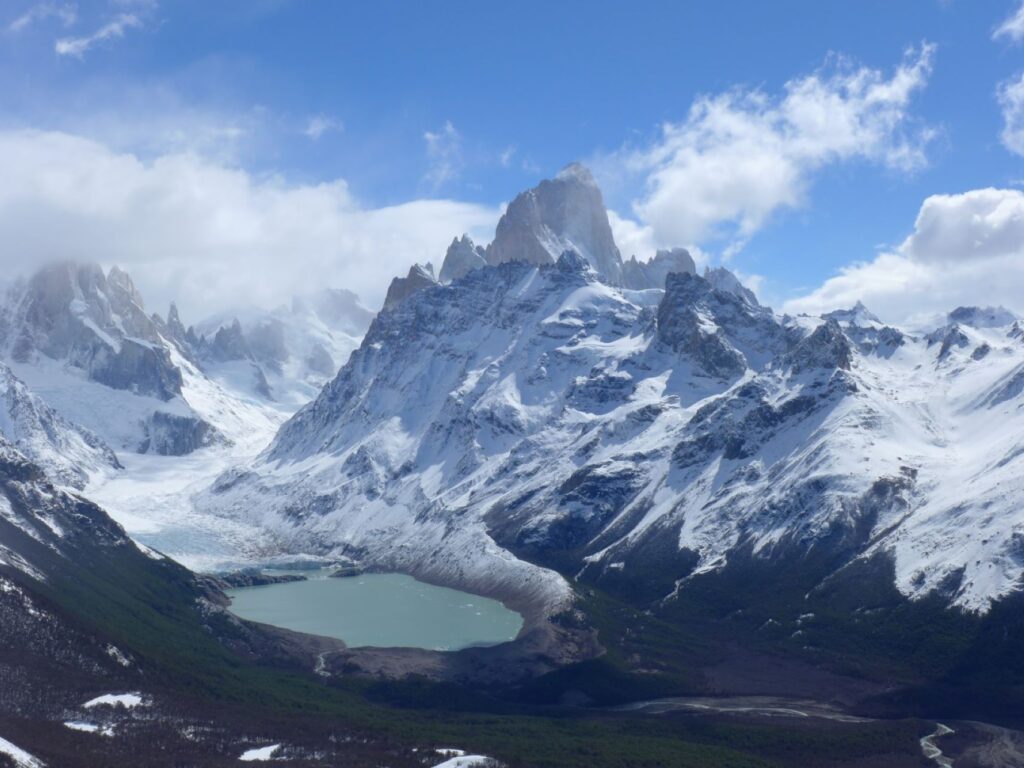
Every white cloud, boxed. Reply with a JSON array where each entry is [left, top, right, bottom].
[[606, 210, 660, 264], [995, 2, 1024, 43], [998, 73, 1024, 156], [604, 44, 935, 258], [423, 120, 462, 191], [7, 2, 76, 33], [785, 188, 1024, 323], [0, 130, 500, 319], [303, 115, 342, 140], [55, 12, 141, 57]]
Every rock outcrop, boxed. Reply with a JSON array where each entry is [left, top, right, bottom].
[[485, 163, 624, 284]]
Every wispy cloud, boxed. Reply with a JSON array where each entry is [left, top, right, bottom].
[[423, 120, 462, 191], [599, 43, 936, 260], [303, 115, 342, 140], [999, 73, 1024, 156], [7, 2, 76, 33], [55, 12, 141, 58], [994, 2, 1024, 44]]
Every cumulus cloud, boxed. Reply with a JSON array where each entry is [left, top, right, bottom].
[[303, 115, 342, 140], [0, 130, 500, 320], [55, 12, 141, 57], [784, 188, 1024, 323], [603, 44, 935, 260], [422, 120, 462, 191], [7, 2, 76, 33], [998, 73, 1024, 156], [994, 2, 1024, 43]]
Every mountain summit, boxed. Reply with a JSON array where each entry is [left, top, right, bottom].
[[483, 163, 625, 284]]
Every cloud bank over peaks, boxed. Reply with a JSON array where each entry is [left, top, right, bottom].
[[785, 187, 1024, 323], [0, 129, 500, 321]]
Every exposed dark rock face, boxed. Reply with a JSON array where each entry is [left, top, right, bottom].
[[208, 319, 253, 362], [948, 305, 1017, 329], [140, 411, 219, 455], [929, 324, 971, 361], [784, 319, 853, 373], [656, 271, 786, 378]]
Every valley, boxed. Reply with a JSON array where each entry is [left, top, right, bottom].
[[1, 164, 1023, 766]]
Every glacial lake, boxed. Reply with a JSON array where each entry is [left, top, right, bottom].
[[225, 572, 524, 651]]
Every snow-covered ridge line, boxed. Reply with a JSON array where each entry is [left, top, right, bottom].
[[199, 164, 1024, 617]]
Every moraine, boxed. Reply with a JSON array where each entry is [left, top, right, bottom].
[[226, 571, 524, 651]]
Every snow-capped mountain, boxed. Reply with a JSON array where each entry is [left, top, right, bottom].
[[200, 164, 1024, 622], [0, 263, 224, 455], [0, 263, 369, 465], [191, 288, 373, 407], [484, 163, 624, 284], [0, 361, 120, 489], [435, 169, 699, 292]]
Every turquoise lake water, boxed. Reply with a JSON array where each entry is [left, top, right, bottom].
[[226, 572, 523, 651]]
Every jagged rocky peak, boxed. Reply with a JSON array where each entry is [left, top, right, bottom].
[[439, 234, 488, 283], [383, 262, 438, 310], [928, 323, 970, 361], [208, 318, 253, 362], [785, 319, 853, 373], [153, 300, 197, 361], [621, 247, 697, 290], [5, 262, 182, 401], [656, 272, 744, 379], [703, 266, 759, 307], [824, 300, 881, 327], [485, 162, 624, 284], [165, 301, 187, 338], [947, 305, 1017, 329], [555, 248, 594, 275], [656, 270, 783, 379]]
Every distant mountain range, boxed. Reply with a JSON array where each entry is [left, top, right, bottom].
[[0, 261, 373, 472]]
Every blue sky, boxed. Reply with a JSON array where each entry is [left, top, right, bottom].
[[2, 0, 1024, 322]]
